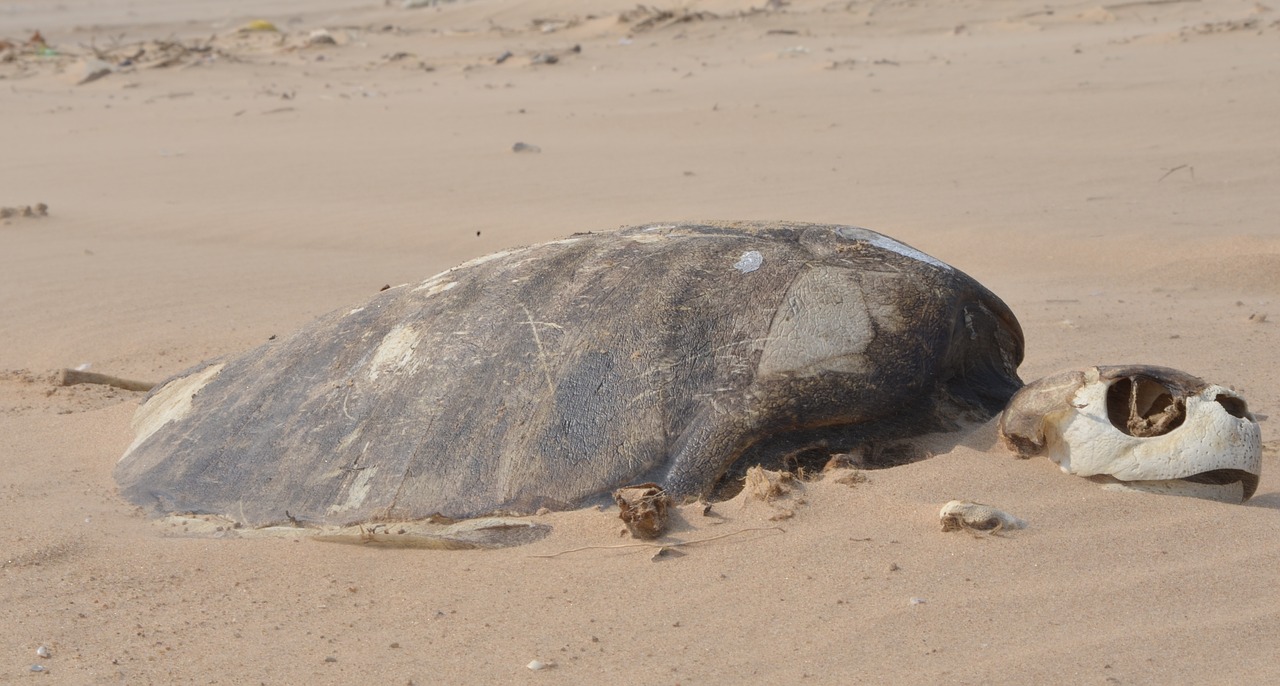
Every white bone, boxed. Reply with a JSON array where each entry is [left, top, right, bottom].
[[1050, 376, 1261, 483], [1000, 366, 1262, 503]]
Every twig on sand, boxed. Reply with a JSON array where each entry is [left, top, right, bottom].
[[528, 526, 785, 558], [1104, 0, 1199, 10], [1157, 164, 1194, 182]]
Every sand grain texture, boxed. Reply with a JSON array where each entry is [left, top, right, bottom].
[[2, 0, 1279, 682]]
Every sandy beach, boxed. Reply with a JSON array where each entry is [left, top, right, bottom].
[[3, 0, 1279, 682]]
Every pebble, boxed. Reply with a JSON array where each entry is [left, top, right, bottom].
[[512, 142, 542, 153], [526, 659, 552, 671], [307, 29, 337, 46], [36, 646, 51, 658], [30, 665, 46, 672]]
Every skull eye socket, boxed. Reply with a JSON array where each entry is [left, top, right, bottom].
[[1214, 394, 1249, 419], [1105, 376, 1187, 437]]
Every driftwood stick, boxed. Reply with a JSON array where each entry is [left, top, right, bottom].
[[56, 368, 156, 392]]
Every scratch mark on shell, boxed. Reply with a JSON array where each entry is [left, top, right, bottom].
[[521, 303, 558, 395]]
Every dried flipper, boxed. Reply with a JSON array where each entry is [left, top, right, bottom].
[[312, 518, 551, 549], [155, 513, 549, 549]]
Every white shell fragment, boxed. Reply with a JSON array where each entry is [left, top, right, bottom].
[[733, 250, 763, 273], [35, 646, 50, 659], [939, 500, 1027, 532], [527, 659, 553, 671], [1000, 366, 1262, 503]]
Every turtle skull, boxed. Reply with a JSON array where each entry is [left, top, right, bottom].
[[999, 366, 1262, 503]]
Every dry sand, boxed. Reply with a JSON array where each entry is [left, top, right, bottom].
[[2, 0, 1279, 682]]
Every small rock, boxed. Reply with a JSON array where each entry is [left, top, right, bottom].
[[512, 142, 542, 153], [307, 29, 337, 46], [650, 546, 685, 561], [36, 646, 51, 658], [238, 19, 279, 33], [30, 665, 47, 672], [527, 659, 553, 671], [909, 597, 926, 605]]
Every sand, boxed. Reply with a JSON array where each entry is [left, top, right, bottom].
[[2, 0, 1279, 682]]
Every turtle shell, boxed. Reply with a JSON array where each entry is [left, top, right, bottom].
[[116, 221, 1024, 525]]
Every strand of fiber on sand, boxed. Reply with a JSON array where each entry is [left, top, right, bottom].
[[528, 526, 786, 559]]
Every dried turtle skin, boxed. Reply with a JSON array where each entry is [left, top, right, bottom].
[[117, 222, 1024, 526]]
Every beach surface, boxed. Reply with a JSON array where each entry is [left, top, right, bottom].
[[2, 0, 1279, 682]]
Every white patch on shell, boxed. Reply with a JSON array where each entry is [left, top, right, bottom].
[[733, 250, 763, 273], [414, 246, 535, 291], [758, 267, 874, 377], [456, 246, 528, 270], [415, 270, 453, 290], [349, 307, 365, 315], [835, 227, 953, 271], [628, 232, 668, 243], [327, 466, 379, 514], [367, 324, 422, 381], [120, 363, 226, 463], [412, 280, 458, 297]]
